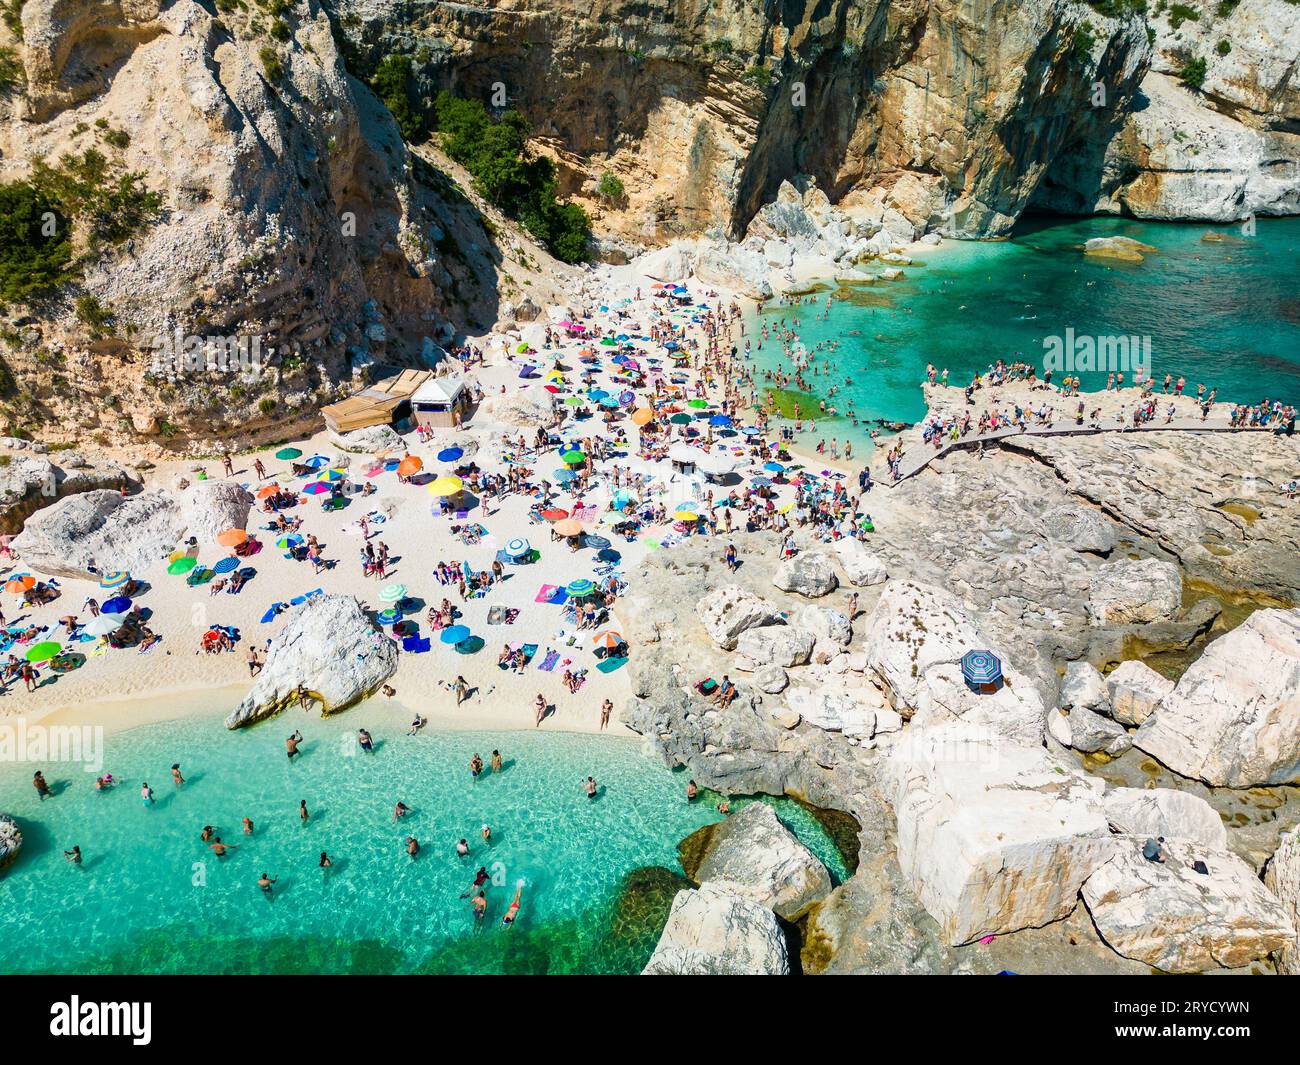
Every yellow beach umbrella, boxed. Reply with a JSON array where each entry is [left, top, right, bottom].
[[631, 407, 654, 426], [427, 475, 464, 497], [674, 509, 699, 522]]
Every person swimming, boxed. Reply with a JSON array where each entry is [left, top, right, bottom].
[[501, 883, 523, 928]]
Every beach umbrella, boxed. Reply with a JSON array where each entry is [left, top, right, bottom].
[[83, 614, 121, 637], [600, 396, 619, 408], [540, 508, 569, 521], [440, 624, 471, 645], [564, 396, 583, 406], [516, 342, 529, 353], [275, 447, 303, 460], [397, 456, 423, 477], [26, 640, 61, 663], [379, 583, 407, 602], [688, 399, 708, 409], [669, 413, 691, 425], [592, 630, 624, 650], [304, 481, 332, 495], [560, 450, 585, 465], [596, 547, 621, 564], [304, 455, 330, 469], [5, 575, 34, 594], [630, 406, 654, 426], [505, 538, 531, 558], [377, 608, 401, 625], [959, 650, 1003, 693], [742, 426, 762, 436], [212, 557, 239, 575], [216, 527, 248, 547], [256, 484, 281, 499], [437, 447, 464, 463], [554, 469, 578, 483], [318, 468, 346, 482], [709, 414, 733, 427], [553, 518, 584, 537], [275, 535, 303, 550], [674, 509, 699, 522], [99, 571, 130, 589], [427, 475, 464, 497], [167, 556, 197, 575], [589, 389, 609, 401], [566, 578, 596, 599], [101, 596, 132, 615], [584, 534, 611, 551], [600, 512, 625, 525], [764, 461, 786, 473]]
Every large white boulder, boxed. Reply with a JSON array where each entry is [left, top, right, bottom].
[[642, 883, 789, 975], [692, 802, 832, 920], [329, 424, 404, 453], [1264, 828, 1300, 976], [480, 385, 556, 428], [0, 813, 20, 871], [1105, 660, 1174, 726], [1087, 558, 1182, 625], [1066, 704, 1132, 756], [885, 721, 1115, 945], [179, 480, 254, 545], [734, 625, 815, 670], [772, 552, 838, 597], [1102, 788, 1227, 850], [834, 537, 887, 586], [784, 686, 876, 738], [862, 580, 1049, 747], [696, 585, 777, 651], [226, 595, 398, 728], [1082, 839, 1295, 972], [795, 604, 851, 662], [12, 489, 182, 579], [1134, 608, 1300, 787], [1059, 660, 1109, 714], [692, 241, 773, 300]]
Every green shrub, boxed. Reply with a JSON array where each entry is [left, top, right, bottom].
[[1084, 0, 1146, 15], [1178, 56, 1207, 88], [596, 171, 625, 204], [741, 64, 773, 87], [1216, 38, 1231, 54], [258, 46, 284, 82], [269, 18, 290, 42], [0, 45, 24, 96], [29, 149, 163, 251], [1168, 3, 1199, 29], [74, 294, 112, 336], [0, 180, 73, 303], [1216, 0, 1239, 15], [1, 0, 27, 39], [370, 54, 421, 141], [432, 92, 589, 263], [1074, 21, 1097, 60]]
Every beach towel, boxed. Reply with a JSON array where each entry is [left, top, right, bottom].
[[521, 643, 539, 664], [534, 584, 561, 603], [538, 650, 560, 672], [596, 656, 627, 674], [487, 605, 507, 625], [401, 636, 431, 653]]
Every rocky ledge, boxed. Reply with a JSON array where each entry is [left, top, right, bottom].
[[0, 814, 22, 872]]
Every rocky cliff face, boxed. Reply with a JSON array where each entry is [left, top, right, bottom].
[[332, 0, 1154, 242], [1035, 0, 1300, 221]]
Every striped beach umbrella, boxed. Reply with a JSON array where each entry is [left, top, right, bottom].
[[99, 571, 130, 589], [5, 574, 34, 594], [377, 608, 400, 625], [591, 630, 623, 649], [565, 578, 596, 598], [304, 481, 332, 495], [505, 538, 531, 558], [379, 583, 406, 602], [959, 649, 1003, 693]]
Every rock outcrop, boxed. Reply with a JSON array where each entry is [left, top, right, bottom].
[[886, 722, 1115, 945], [0, 813, 21, 872], [642, 883, 789, 975], [12, 489, 182, 578], [772, 552, 837, 598], [687, 802, 832, 920], [178, 481, 254, 544], [1087, 558, 1182, 625], [330, 425, 406, 454], [1082, 839, 1295, 972], [1265, 828, 1300, 976], [1134, 608, 1300, 787], [1102, 787, 1227, 851], [696, 585, 776, 651], [225, 594, 397, 728], [1105, 660, 1174, 727]]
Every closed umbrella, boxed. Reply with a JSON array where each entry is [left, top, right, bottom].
[[100, 596, 132, 615]]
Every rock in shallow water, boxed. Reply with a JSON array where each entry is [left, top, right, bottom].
[[641, 883, 789, 975], [0, 813, 21, 871], [1264, 828, 1300, 976]]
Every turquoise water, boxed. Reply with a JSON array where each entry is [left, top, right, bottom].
[[0, 710, 846, 974], [748, 216, 1300, 439]]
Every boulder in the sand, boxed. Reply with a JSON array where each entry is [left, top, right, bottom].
[[1102, 788, 1227, 850], [1104, 660, 1173, 726], [1082, 839, 1294, 972], [1060, 661, 1110, 715], [795, 605, 852, 658], [226, 595, 397, 728], [692, 242, 773, 301], [481, 385, 555, 428], [834, 537, 887, 586], [1087, 558, 1181, 625], [690, 803, 832, 920], [642, 883, 789, 975], [1067, 704, 1132, 756], [179, 480, 254, 544], [329, 424, 404, 453], [772, 552, 838, 597], [885, 721, 1115, 945], [1264, 828, 1300, 976], [1134, 608, 1300, 787], [12, 489, 183, 579], [863, 580, 1049, 747], [696, 585, 777, 651], [0, 813, 21, 871], [735, 625, 815, 669], [631, 242, 694, 283], [785, 686, 875, 738]]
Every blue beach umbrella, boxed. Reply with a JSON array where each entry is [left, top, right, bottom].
[[100, 596, 132, 615], [764, 462, 786, 473], [212, 556, 240, 575], [959, 649, 1003, 693], [566, 578, 595, 599], [505, 538, 531, 558], [709, 415, 732, 427], [377, 608, 401, 625], [440, 624, 471, 645], [554, 469, 579, 483], [437, 447, 464, 463], [304, 455, 330, 469]]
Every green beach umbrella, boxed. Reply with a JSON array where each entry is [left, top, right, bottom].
[[688, 399, 709, 408], [564, 396, 582, 406], [167, 556, 197, 575], [26, 641, 61, 663], [379, 583, 406, 603], [276, 447, 303, 460], [561, 450, 585, 465], [669, 413, 691, 425], [566, 578, 595, 598]]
